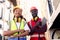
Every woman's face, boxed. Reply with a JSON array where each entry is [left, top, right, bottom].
[[13, 8, 22, 17]]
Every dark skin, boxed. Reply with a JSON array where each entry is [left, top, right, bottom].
[[30, 9, 38, 20], [3, 8, 29, 37]]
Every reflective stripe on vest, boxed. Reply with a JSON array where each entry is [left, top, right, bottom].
[[10, 19, 25, 36]]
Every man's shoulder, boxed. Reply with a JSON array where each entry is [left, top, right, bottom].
[[10, 20, 14, 23], [37, 18, 42, 22], [38, 18, 41, 20], [28, 19, 32, 23]]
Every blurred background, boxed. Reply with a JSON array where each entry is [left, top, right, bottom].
[[0, 0, 60, 40]]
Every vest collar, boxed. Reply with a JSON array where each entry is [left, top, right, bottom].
[[32, 16, 39, 21], [13, 16, 23, 22]]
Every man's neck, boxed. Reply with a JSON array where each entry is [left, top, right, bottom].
[[33, 16, 38, 21], [14, 16, 22, 22]]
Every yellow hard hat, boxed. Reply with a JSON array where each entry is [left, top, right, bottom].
[[13, 6, 22, 12], [13, 6, 20, 9]]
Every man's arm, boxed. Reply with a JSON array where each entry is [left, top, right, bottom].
[[17, 30, 29, 37], [18, 24, 30, 37], [10, 29, 29, 37], [3, 30, 19, 36], [39, 24, 47, 33], [3, 21, 19, 36], [8, 24, 30, 37]]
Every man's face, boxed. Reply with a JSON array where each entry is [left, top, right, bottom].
[[31, 9, 38, 18], [13, 8, 22, 17]]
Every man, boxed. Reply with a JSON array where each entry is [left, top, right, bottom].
[[28, 7, 47, 40], [3, 6, 30, 40]]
